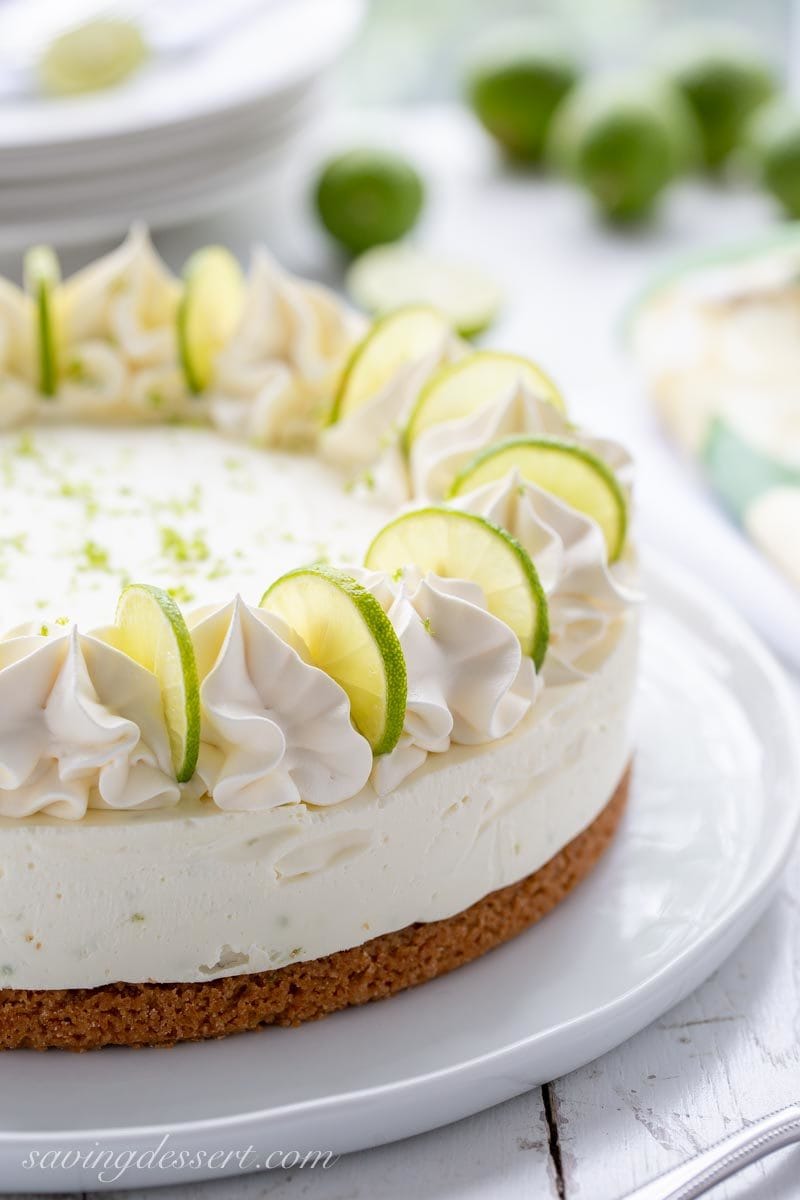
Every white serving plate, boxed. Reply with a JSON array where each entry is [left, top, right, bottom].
[[0, 87, 322, 216], [0, 0, 364, 149], [0, 554, 798, 1193], [0, 76, 322, 184]]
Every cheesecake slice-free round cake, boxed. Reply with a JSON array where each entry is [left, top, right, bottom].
[[0, 230, 638, 1049]]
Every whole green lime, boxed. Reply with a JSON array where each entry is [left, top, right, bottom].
[[747, 100, 800, 218], [314, 150, 425, 255], [465, 24, 581, 162], [659, 33, 777, 169], [548, 76, 700, 223]]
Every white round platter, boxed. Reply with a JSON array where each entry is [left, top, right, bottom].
[[0, 553, 797, 1193], [0, 120, 316, 251], [0, 86, 323, 216], [0, 75, 322, 184], [0, 0, 365, 150]]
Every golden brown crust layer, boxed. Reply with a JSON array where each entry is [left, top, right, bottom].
[[0, 766, 630, 1051]]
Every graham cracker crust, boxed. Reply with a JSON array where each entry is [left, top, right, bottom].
[[0, 765, 631, 1051]]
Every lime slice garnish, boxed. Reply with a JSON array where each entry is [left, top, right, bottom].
[[24, 245, 62, 398], [38, 17, 148, 96], [450, 435, 628, 562], [114, 584, 200, 783], [347, 245, 503, 337], [364, 507, 549, 668], [403, 350, 565, 453], [177, 246, 245, 394], [260, 565, 407, 755], [330, 306, 452, 425]]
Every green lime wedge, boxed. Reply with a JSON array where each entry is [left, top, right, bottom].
[[24, 245, 62, 397], [450, 435, 628, 562], [261, 565, 407, 755], [177, 246, 245, 394], [38, 17, 148, 96], [403, 350, 565, 453], [330, 305, 452, 424], [347, 245, 502, 336], [364, 507, 549, 668], [114, 584, 200, 782]]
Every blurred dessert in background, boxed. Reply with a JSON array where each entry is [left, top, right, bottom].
[[631, 228, 800, 589]]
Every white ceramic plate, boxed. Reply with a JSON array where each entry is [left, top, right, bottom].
[[0, 88, 323, 216], [1, 555, 798, 1194], [0, 0, 364, 149]]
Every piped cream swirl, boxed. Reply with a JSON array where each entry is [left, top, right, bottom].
[[409, 382, 632, 500], [48, 225, 184, 421], [0, 627, 179, 819], [454, 470, 639, 682], [190, 597, 373, 811], [210, 249, 364, 449], [352, 566, 538, 794]]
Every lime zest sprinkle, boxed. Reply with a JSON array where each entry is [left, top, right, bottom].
[[167, 584, 196, 605], [80, 540, 110, 571], [159, 526, 211, 564]]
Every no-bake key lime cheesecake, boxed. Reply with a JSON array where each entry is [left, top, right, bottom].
[[0, 228, 638, 1050]]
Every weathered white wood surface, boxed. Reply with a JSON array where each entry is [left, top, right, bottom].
[[6, 107, 799, 1200]]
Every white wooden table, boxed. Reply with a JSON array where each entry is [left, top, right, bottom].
[[6, 106, 800, 1200]]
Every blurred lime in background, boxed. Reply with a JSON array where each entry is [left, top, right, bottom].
[[347, 244, 502, 335], [658, 30, 777, 169], [464, 23, 581, 162], [38, 16, 149, 95], [747, 99, 800, 217], [548, 75, 700, 222], [314, 149, 425, 254]]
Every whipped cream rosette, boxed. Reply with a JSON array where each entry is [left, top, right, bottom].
[[452, 470, 638, 683], [409, 381, 632, 501], [320, 339, 460, 476], [46, 225, 184, 421], [351, 566, 539, 795], [210, 248, 365, 449], [189, 596, 373, 811], [0, 626, 179, 819]]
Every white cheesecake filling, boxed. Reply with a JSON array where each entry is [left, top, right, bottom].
[[0, 609, 636, 990]]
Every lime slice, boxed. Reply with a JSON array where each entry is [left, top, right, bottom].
[[261, 565, 407, 755], [177, 247, 245, 394], [450, 435, 628, 562], [364, 507, 549, 668], [114, 584, 200, 782], [38, 17, 148, 96], [24, 245, 62, 397], [347, 245, 502, 337], [403, 350, 565, 452], [330, 306, 451, 425]]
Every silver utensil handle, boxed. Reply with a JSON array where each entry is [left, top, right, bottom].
[[621, 1104, 800, 1200]]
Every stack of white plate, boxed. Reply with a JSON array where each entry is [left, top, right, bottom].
[[0, 0, 364, 250]]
